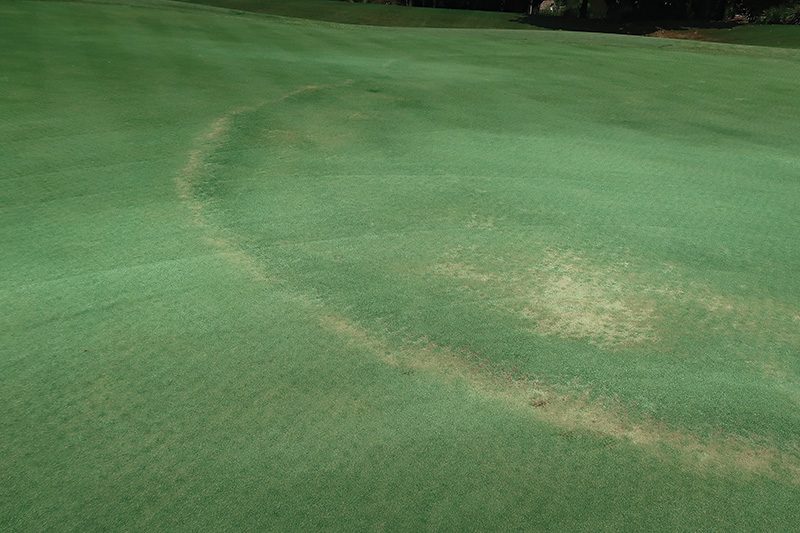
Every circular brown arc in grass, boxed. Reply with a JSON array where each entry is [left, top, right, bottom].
[[176, 84, 800, 485]]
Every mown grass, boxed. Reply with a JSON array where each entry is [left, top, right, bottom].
[[2, 0, 800, 530], [179, 0, 539, 28]]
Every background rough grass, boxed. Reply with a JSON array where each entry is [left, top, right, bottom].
[[2, 0, 800, 530]]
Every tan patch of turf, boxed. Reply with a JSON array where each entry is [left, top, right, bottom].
[[435, 246, 800, 356], [520, 250, 657, 348], [434, 249, 658, 349]]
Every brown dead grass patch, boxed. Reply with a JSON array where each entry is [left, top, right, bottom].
[[521, 250, 657, 348], [434, 246, 800, 357], [434, 249, 658, 349], [648, 29, 708, 41]]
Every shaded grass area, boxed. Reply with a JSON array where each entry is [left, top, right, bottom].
[[677, 23, 800, 47], [176, 0, 800, 47], [178, 0, 538, 28], [2, 0, 800, 529], [508, 14, 800, 48]]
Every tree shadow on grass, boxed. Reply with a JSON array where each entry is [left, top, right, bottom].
[[510, 14, 741, 36]]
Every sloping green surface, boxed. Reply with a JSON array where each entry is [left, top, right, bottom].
[[2, 1, 800, 530], [179, 0, 539, 28]]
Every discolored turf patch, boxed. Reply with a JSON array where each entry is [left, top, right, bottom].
[[433, 245, 800, 362], [433, 248, 658, 349], [176, 102, 800, 484]]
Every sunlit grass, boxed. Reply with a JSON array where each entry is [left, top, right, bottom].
[[2, 1, 799, 529]]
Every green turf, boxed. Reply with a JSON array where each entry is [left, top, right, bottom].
[[2, 0, 800, 530], [178, 0, 539, 28]]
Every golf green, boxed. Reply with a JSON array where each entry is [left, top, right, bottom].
[[2, 0, 799, 529]]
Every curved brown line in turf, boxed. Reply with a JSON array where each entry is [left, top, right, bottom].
[[175, 84, 800, 485]]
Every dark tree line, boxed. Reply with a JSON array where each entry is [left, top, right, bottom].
[[374, 0, 795, 21], [611, 0, 729, 19]]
